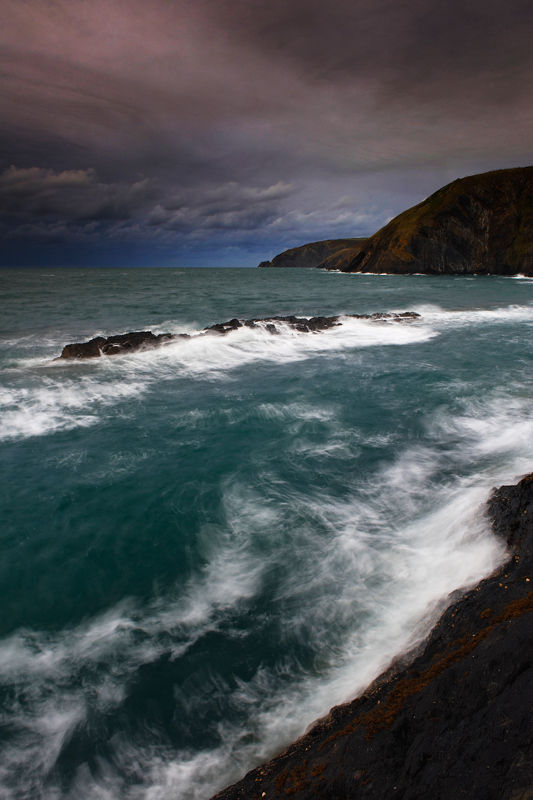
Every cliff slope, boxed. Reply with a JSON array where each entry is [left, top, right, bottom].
[[344, 166, 533, 275], [258, 238, 367, 269], [212, 473, 533, 800]]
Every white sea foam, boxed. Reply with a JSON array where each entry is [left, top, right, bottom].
[[2, 387, 529, 798], [257, 402, 336, 422], [0, 379, 147, 441], [429, 393, 533, 474], [2, 298, 533, 798], [4, 299, 519, 454], [1, 317, 435, 442], [0, 509, 267, 798], [409, 302, 533, 327], [133, 316, 436, 378]]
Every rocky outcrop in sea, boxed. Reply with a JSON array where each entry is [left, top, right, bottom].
[[56, 312, 420, 359], [57, 330, 180, 359], [212, 473, 533, 799]]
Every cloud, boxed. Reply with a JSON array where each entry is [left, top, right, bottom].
[[0, 165, 299, 249], [146, 181, 294, 231], [0, 166, 153, 221], [3, 0, 531, 179], [1, 0, 532, 265]]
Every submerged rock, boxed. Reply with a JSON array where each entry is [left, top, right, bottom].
[[58, 312, 420, 359], [212, 474, 533, 800]]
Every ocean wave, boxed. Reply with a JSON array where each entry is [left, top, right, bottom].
[[2, 290, 533, 799], [1, 390, 525, 797], [429, 392, 533, 466], [409, 302, 533, 327], [116, 316, 435, 378], [0, 509, 266, 799], [0, 379, 148, 442], [1, 317, 435, 442]]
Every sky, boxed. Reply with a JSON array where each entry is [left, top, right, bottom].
[[1, 0, 532, 267]]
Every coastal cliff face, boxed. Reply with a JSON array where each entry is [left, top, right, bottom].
[[342, 166, 533, 275], [259, 167, 533, 275], [257, 239, 367, 269], [212, 474, 533, 800]]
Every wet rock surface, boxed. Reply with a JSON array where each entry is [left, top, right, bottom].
[[57, 313, 421, 359], [203, 313, 418, 336], [58, 331, 179, 359], [212, 474, 533, 800]]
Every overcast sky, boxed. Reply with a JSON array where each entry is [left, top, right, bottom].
[[2, 0, 532, 266]]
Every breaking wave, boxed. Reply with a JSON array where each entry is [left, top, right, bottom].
[[2, 269, 533, 800]]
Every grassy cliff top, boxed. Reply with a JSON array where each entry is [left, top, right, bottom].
[[358, 165, 533, 266]]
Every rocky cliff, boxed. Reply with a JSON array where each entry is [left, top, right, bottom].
[[259, 167, 533, 275], [212, 473, 533, 800], [257, 238, 367, 269], [339, 166, 533, 275]]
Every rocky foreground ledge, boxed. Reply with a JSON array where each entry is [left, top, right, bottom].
[[212, 475, 533, 800], [56, 312, 420, 359]]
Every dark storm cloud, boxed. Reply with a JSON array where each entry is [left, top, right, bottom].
[[1, 0, 532, 265], [146, 181, 295, 232], [206, 0, 533, 95], [0, 166, 153, 220], [0, 164, 310, 262]]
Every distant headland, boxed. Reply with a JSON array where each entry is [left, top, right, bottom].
[[258, 166, 533, 275]]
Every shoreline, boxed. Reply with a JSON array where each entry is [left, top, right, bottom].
[[212, 474, 533, 799]]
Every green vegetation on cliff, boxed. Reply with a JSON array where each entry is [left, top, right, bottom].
[[257, 238, 367, 270], [348, 166, 533, 275], [260, 167, 533, 275]]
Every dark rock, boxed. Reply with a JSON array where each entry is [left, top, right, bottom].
[[347, 311, 420, 322], [249, 315, 342, 332], [58, 331, 176, 359], [100, 343, 123, 355], [204, 318, 244, 335], [307, 316, 341, 330], [59, 336, 107, 359], [212, 473, 533, 800], [57, 313, 420, 359], [203, 313, 417, 338]]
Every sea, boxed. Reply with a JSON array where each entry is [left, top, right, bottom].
[[1, 266, 533, 799]]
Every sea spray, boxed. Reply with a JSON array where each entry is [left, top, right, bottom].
[[1, 268, 533, 799]]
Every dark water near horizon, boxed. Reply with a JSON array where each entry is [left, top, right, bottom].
[[2, 267, 533, 799]]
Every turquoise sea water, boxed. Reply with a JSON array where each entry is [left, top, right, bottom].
[[2, 267, 533, 799]]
